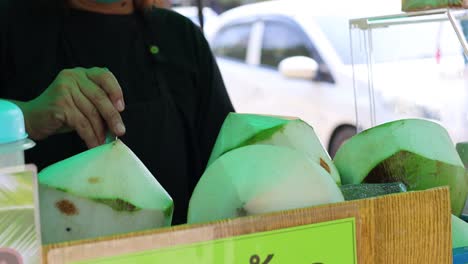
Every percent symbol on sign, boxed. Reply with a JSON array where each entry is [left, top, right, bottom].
[[250, 254, 274, 264]]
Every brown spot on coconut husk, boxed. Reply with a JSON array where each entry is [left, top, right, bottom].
[[93, 198, 139, 212], [320, 158, 331, 174], [56, 200, 78, 216], [88, 177, 100, 184]]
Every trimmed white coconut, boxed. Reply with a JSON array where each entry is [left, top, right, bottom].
[[38, 140, 173, 244], [208, 113, 341, 184], [334, 119, 468, 215], [188, 145, 344, 224]]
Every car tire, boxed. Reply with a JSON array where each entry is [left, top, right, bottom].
[[328, 126, 357, 158]]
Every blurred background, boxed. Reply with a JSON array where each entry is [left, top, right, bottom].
[[172, 0, 270, 13], [164, 0, 468, 157]]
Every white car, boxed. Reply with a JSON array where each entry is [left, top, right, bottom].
[[207, 0, 468, 157]]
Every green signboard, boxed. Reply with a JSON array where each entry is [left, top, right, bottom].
[[77, 217, 357, 264]]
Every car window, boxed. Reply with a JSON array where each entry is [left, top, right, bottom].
[[212, 23, 252, 61], [261, 21, 311, 68]]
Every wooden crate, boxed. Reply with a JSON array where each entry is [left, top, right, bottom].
[[43, 187, 452, 263]]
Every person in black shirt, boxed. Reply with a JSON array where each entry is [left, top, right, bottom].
[[0, 0, 234, 225]]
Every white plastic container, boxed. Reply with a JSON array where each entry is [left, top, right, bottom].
[[0, 100, 35, 167]]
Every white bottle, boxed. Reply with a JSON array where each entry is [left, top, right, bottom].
[[0, 100, 35, 168]]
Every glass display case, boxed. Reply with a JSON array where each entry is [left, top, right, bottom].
[[350, 9, 468, 144]]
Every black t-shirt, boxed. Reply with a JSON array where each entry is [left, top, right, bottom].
[[64, 9, 154, 102], [0, 1, 234, 225]]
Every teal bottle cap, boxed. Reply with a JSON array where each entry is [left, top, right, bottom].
[[0, 100, 28, 144]]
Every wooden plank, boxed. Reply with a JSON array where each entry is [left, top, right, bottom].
[[42, 187, 452, 263]]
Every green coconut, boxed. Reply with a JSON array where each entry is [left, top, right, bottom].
[[456, 142, 468, 215], [456, 142, 468, 169], [208, 113, 340, 185], [334, 119, 468, 216], [38, 140, 173, 244], [0, 170, 39, 263], [402, 0, 465, 11], [188, 145, 344, 224], [452, 215, 468, 248]]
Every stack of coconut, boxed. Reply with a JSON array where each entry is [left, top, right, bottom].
[[188, 114, 344, 223], [188, 114, 468, 248], [37, 113, 468, 248]]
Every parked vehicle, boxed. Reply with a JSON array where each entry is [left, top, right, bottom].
[[206, 0, 468, 157]]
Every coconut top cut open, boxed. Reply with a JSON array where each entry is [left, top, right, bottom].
[[334, 119, 464, 184], [208, 113, 341, 184], [39, 140, 173, 211]]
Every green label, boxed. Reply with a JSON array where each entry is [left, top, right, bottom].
[[77, 218, 357, 264]]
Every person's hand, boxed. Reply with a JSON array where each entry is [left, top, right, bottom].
[[16, 67, 126, 148]]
